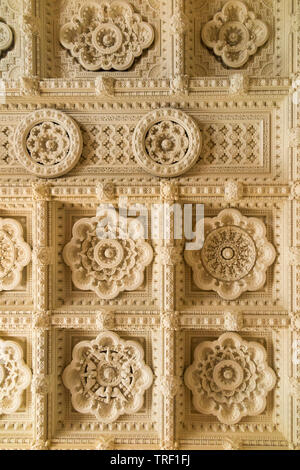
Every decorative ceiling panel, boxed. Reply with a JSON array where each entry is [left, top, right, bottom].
[[0, 0, 299, 452]]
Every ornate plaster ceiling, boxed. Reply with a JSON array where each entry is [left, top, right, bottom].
[[0, 0, 299, 451]]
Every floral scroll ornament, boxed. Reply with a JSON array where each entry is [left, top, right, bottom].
[[63, 208, 153, 299], [184, 332, 276, 425], [0, 20, 13, 58], [0, 218, 31, 291], [62, 331, 153, 422], [59, 1, 154, 71], [0, 339, 31, 415], [184, 209, 276, 300], [201, 1, 269, 68]]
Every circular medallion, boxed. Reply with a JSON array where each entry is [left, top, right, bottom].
[[94, 239, 124, 269], [219, 21, 249, 51], [93, 23, 123, 54], [213, 360, 244, 391], [201, 225, 256, 282], [133, 108, 202, 177], [14, 109, 83, 178], [0, 22, 13, 51], [0, 230, 15, 279]]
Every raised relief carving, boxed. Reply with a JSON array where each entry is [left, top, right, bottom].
[[95, 77, 115, 97], [62, 331, 153, 422], [0, 339, 31, 415], [133, 109, 202, 177], [223, 311, 243, 331], [201, 1, 269, 68], [224, 180, 243, 203], [59, 1, 154, 71], [14, 109, 83, 178], [0, 20, 13, 58], [184, 333, 276, 424], [63, 208, 153, 299], [96, 436, 115, 450], [19, 76, 40, 96], [0, 218, 31, 291], [229, 73, 249, 94], [184, 209, 276, 300]]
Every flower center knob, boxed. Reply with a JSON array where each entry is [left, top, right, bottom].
[[46, 139, 57, 151], [103, 366, 117, 382], [223, 368, 233, 380], [161, 138, 173, 151], [221, 247, 235, 260], [228, 32, 238, 43], [102, 33, 114, 47], [104, 248, 115, 259], [213, 360, 244, 391]]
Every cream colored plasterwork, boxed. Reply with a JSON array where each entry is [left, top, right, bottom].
[[62, 331, 153, 422], [201, 1, 269, 68], [184, 332, 276, 424], [0, 0, 298, 452]]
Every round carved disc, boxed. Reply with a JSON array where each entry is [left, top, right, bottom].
[[0, 22, 13, 52], [14, 109, 83, 178], [133, 108, 202, 177]]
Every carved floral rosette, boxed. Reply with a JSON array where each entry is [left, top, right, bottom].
[[133, 108, 202, 177], [62, 331, 153, 422], [0, 339, 32, 415], [59, 0, 154, 71], [184, 332, 276, 425], [0, 21, 13, 57], [63, 208, 153, 299], [14, 109, 83, 178], [0, 218, 31, 291], [184, 209, 276, 300], [201, 1, 269, 68]]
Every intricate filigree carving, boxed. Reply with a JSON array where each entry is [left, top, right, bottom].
[[19, 76, 40, 96], [223, 311, 243, 331], [201, 1, 269, 68], [96, 436, 115, 450], [14, 109, 83, 178], [31, 374, 50, 395], [224, 180, 244, 203], [157, 375, 181, 398], [0, 218, 31, 291], [95, 77, 115, 97], [62, 331, 153, 422], [0, 21, 13, 58], [32, 311, 51, 330], [33, 246, 53, 266], [96, 310, 115, 330], [63, 209, 153, 299], [0, 339, 31, 415], [160, 181, 179, 202], [184, 332, 276, 424], [133, 109, 202, 177], [96, 182, 116, 201], [222, 438, 241, 450], [31, 182, 51, 201], [185, 209, 276, 300], [170, 74, 189, 96], [229, 73, 249, 94], [160, 311, 180, 331], [59, 1, 154, 71]]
